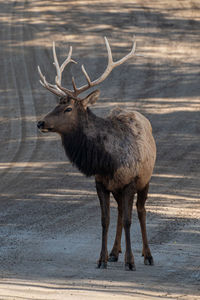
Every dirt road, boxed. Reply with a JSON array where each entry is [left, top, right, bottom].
[[0, 0, 199, 299]]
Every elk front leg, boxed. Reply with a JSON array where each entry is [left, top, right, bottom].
[[122, 182, 136, 271], [108, 193, 123, 262], [136, 183, 154, 266], [96, 181, 110, 269]]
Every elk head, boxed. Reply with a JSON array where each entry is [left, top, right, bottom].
[[37, 37, 137, 135]]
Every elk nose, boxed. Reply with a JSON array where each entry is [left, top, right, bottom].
[[37, 120, 45, 129]]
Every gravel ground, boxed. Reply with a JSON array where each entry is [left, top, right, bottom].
[[0, 0, 199, 299]]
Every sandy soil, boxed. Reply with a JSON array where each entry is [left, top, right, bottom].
[[0, 0, 200, 299]]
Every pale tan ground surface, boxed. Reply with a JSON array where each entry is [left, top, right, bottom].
[[0, 0, 200, 299]]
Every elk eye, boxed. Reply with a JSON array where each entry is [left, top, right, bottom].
[[64, 107, 72, 113]]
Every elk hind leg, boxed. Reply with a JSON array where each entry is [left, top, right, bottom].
[[96, 181, 110, 269], [136, 183, 154, 265], [108, 193, 123, 262], [122, 182, 136, 271]]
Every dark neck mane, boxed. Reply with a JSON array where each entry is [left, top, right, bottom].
[[61, 110, 118, 177]]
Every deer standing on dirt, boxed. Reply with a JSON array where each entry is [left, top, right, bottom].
[[37, 37, 156, 271]]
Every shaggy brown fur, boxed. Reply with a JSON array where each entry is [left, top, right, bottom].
[[37, 90, 156, 271], [95, 107, 156, 191]]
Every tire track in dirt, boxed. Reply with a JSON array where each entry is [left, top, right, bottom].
[[0, 3, 22, 174], [0, 1, 38, 191], [0, 1, 199, 299]]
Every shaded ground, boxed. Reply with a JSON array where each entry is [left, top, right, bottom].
[[0, 0, 199, 299]]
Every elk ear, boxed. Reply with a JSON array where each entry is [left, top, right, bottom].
[[82, 90, 100, 109]]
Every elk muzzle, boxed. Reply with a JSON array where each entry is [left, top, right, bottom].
[[37, 120, 54, 133]]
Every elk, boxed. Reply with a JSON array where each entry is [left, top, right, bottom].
[[37, 37, 156, 271]]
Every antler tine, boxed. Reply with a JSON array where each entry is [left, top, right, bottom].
[[53, 42, 79, 99], [81, 65, 92, 85], [38, 65, 65, 97], [104, 36, 114, 65], [72, 36, 137, 96], [101, 35, 136, 77], [52, 41, 60, 83], [53, 42, 77, 84], [112, 36, 136, 67], [60, 46, 77, 72]]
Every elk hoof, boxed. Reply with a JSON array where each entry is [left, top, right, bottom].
[[144, 256, 154, 265], [125, 263, 136, 271], [97, 261, 107, 269], [108, 254, 118, 262]]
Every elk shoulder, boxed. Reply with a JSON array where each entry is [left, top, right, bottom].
[[95, 107, 156, 191]]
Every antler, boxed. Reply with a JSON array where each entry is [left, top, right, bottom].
[[38, 42, 77, 98], [71, 36, 136, 97], [38, 36, 136, 99]]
